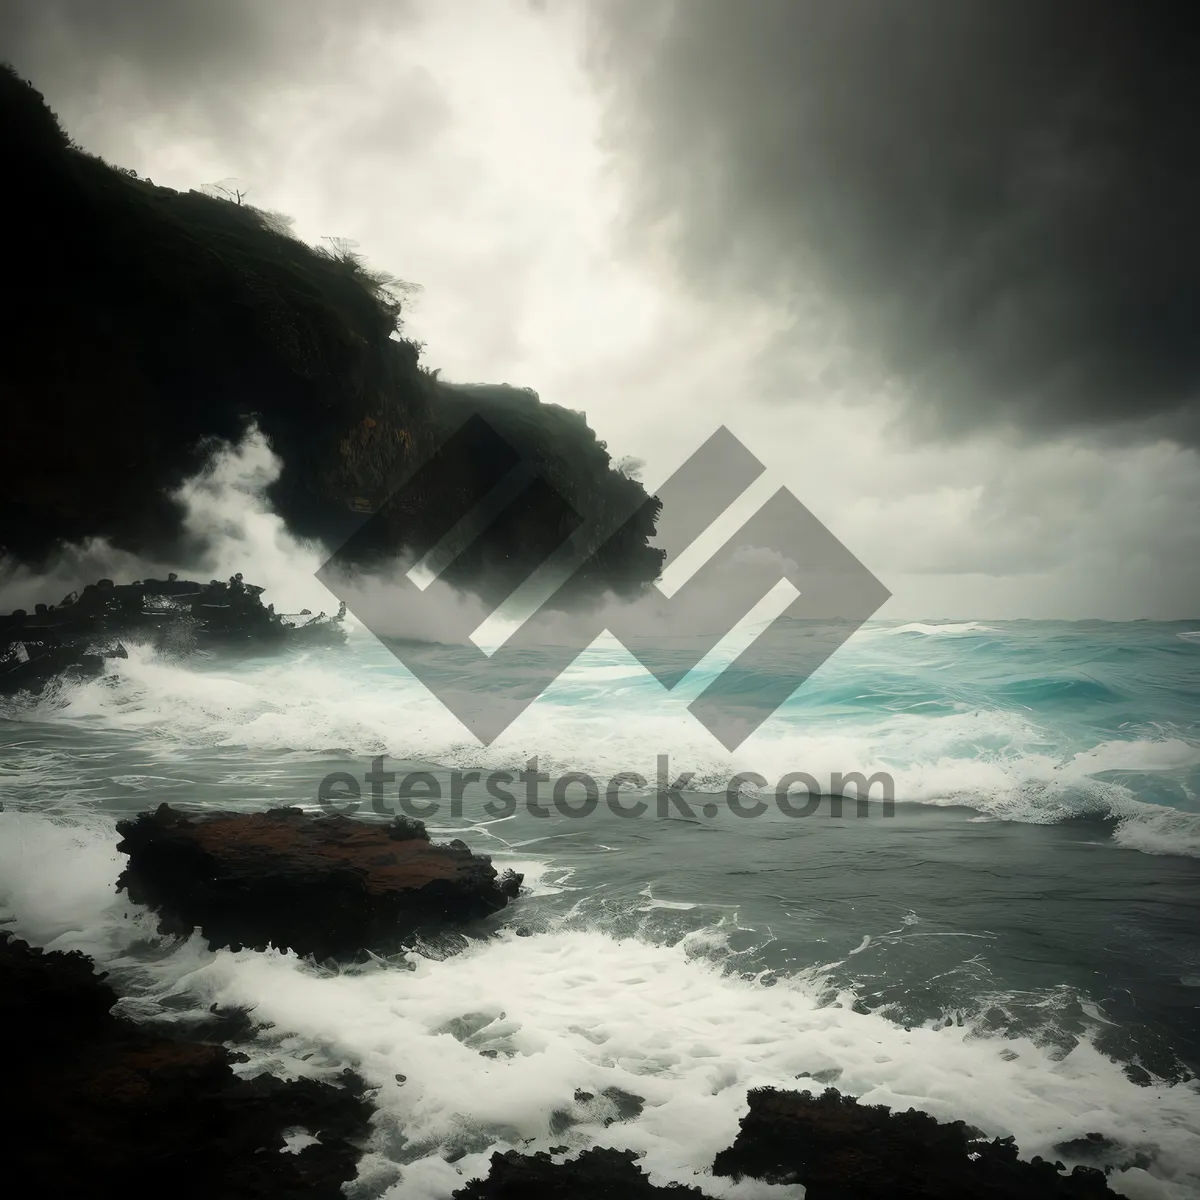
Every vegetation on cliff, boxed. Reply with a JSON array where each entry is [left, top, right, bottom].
[[0, 64, 663, 601]]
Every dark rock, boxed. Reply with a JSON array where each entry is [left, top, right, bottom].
[[1054, 1133, 1119, 1161], [0, 630, 125, 696], [600, 1086, 645, 1123], [565, 1087, 644, 1130], [0, 932, 372, 1199], [451, 1147, 714, 1198], [1053, 1133, 1153, 1176], [0, 575, 347, 696], [1123, 1063, 1153, 1086], [387, 814, 428, 841], [712, 1087, 1121, 1198], [115, 804, 524, 959], [0, 928, 115, 1040]]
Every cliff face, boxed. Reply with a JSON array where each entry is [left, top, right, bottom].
[[0, 65, 663, 602]]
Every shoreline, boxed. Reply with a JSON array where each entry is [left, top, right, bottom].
[[0, 809, 1147, 1199]]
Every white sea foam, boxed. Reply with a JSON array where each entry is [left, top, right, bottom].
[[0, 430, 339, 618], [5, 420, 1198, 1192], [1, 809, 1198, 1199], [1111, 806, 1200, 858], [885, 621, 997, 636], [4, 635, 1199, 856]]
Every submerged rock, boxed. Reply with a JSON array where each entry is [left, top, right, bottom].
[[115, 805, 523, 959], [451, 1147, 714, 1198], [712, 1087, 1120, 1198], [0, 932, 372, 1199]]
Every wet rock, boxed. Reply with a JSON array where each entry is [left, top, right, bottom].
[[1053, 1133, 1152, 1177], [712, 1087, 1120, 1198], [0, 575, 346, 696], [115, 805, 524, 959], [564, 1086, 645, 1130], [451, 1146, 713, 1198], [10, 573, 347, 649], [0, 630, 126, 696], [0, 928, 115, 1039], [1055, 1133, 1119, 1160], [0, 932, 372, 1199], [599, 1086, 645, 1124]]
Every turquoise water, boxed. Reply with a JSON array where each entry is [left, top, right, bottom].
[[2, 618, 1200, 1196]]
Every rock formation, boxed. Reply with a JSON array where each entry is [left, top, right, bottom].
[[711, 1087, 1119, 1199], [0, 574, 346, 696], [0, 932, 372, 1199], [115, 805, 523, 959], [451, 1147, 713, 1199]]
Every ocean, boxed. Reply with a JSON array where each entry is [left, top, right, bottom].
[[2, 616, 1199, 1198]]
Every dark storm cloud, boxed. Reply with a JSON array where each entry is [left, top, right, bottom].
[[1, 0, 415, 111], [586, 0, 1200, 445]]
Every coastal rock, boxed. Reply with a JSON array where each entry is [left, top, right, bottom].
[[0, 574, 345, 696], [0, 932, 372, 1199], [115, 805, 524, 959], [451, 1147, 714, 1198], [0, 634, 126, 696], [712, 1087, 1120, 1198]]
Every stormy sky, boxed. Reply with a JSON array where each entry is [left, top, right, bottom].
[[4, 0, 1198, 618]]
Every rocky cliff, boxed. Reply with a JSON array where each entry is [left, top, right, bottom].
[[0, 64, 663, 603]]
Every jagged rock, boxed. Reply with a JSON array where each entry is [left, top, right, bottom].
[[0, 633, 126, 696], [0, 933, 372, 1199], [712, 1087, 1120, 1199], [0, 928, 116, 1039], [0, 575, 346, 696], [115, 805, 524, 959], [451, 1147, 713, 1198]]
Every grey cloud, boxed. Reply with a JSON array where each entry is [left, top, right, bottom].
[[0, 0, 424, 163], [853, 437, 1200, 585], [585, 0, 1200, 446], [1, 0, 417, 99]]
